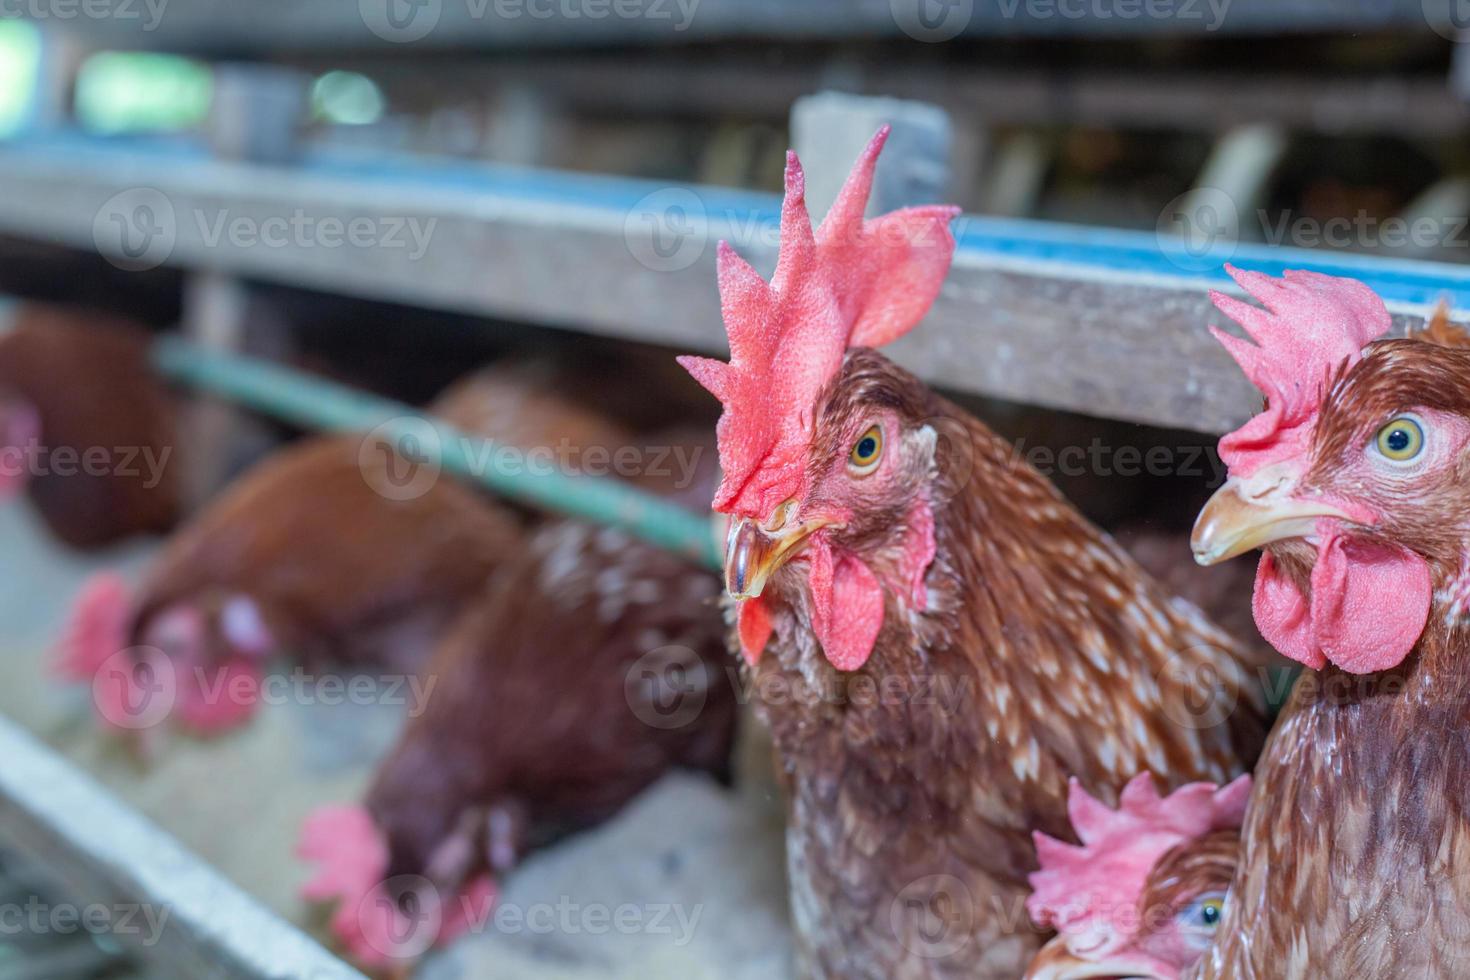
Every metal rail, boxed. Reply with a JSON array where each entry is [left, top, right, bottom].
[[0, 134, 1465, 433], [151, 337, 726, 566], [0, 714, 365, 980]]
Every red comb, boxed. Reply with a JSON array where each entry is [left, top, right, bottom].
[[1027, 773, 1251, 955], [679, 126, 960, 519], [298, 805, 496, 968], [1211, 266, 1390, 476], [52, 573, 132, 684]]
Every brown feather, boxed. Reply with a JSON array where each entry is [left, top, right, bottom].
[[749, 348, 1267, 979]]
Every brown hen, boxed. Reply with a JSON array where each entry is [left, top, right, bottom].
[[679, 130, 1266, 978], [54, 433, 522, 735], [298, 516, 736, 969], [1188, 270, 1470, 977], [0, 304, 181, 548]]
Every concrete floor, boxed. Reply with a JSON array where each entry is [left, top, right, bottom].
[[0, 502, 793, 978]]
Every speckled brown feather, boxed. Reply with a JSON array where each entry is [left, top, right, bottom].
[[1191, 338, 1470, 979], [365, 518, 737, 892], [128, 434, 523, 672], [0, 304, 181, 548], [747, 349, 1267, 979]]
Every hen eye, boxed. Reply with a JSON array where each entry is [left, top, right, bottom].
[[849, 425, 883, 473], [1178, 894, 1226, 933], [1374, 416, 1424, 462]]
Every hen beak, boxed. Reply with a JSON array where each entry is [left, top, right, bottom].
[[1023, 936, 1164, 980], [1192, 475, 1352, 566], [724, 514, 834, 599]]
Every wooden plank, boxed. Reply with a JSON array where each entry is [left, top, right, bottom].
[[0, 134, 1464, 433]]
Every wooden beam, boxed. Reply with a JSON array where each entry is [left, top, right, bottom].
[[0, 135, 1463, 434]]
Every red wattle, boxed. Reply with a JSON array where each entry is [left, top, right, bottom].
[[808, 537, 884, 671], [1251, 552, 1323, 669], [1310, 532, 1431, 674], [737, 596, 774, 665], [1252, 531, 1432, 675]]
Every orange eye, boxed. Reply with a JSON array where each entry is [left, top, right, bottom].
[[849, 425, 883, 473]]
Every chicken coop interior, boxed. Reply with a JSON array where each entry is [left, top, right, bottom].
[[3, 2, 1470, 979]]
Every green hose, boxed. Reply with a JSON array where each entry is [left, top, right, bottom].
[[150, 337, 724, 570]]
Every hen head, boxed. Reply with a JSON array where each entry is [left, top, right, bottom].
[[298, 804, 499, 969], [52, 573, 272, 736], [1024, 773, 1250, 980], [0, 392, 39, 500], [1193, 267, 1470, 673], [678, 126, 959, 671]]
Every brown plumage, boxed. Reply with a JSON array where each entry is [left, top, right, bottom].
[[298, 516, 736, 968], [370, 518, 735, 883], [1190, 333, 1470, 978], [427, 358, 636, 465], [1115, 524, 1282, 674], [743, 350, 1267, 979], [0, 303, 181, 548], [126, 433, 521, 673]]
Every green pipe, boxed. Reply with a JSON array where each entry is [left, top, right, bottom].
[[151, 337, 724, 570]]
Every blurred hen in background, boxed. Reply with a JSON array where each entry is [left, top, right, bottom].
[[0, 303, 181, 549], [47, 349, 704, 739], [299, 461, 733, 969]]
